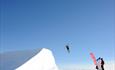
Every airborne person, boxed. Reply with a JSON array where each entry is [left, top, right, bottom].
[[65, 45, 70, 53]]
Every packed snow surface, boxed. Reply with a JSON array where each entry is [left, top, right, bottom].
[[16, 48, 59, 70]]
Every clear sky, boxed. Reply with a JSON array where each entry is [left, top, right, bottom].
[[1, 0, 115, 67]]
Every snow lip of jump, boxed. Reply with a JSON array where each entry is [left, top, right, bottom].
[[15, 48, 59, 70]]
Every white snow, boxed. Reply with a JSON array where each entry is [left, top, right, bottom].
[[16, 48, 59, 70]]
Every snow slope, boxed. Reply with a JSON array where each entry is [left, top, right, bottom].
[[16, 48, 59, 70]]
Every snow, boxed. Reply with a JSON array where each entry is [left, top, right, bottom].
[[16, 48, 59, 70]]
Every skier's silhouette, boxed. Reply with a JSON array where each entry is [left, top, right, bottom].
[[65, 45, 70, 53], [101, 58, 105, 70]]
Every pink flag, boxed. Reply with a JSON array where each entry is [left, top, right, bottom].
[[90, 52, 97, 65]]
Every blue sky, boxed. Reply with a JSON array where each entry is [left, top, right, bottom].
[[1, 0, 115, 66]]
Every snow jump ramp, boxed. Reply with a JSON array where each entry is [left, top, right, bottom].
[[0, 48, 59, 70]]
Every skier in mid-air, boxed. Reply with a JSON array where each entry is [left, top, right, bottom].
[[65, 45, 70, 53]]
